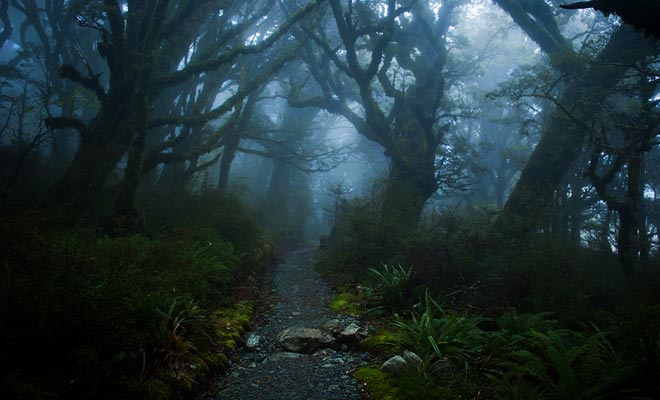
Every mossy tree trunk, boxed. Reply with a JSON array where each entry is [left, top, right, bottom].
[[492, 0, 653, 235], [49, 90, 143, 211], [217, 130, 241, 194], [45, 1, 321, 220], [381, 160, 436, 229], [292, 0, 460, 231], [45, 1, 173, 216]]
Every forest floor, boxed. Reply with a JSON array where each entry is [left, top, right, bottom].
[[207, 247, 373, 400]]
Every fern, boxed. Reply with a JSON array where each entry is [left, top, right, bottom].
[[498, 310, 558, 334], [366, 263, 414, 310], [496, 327, 631, 400], [392, 291, 487, 381]]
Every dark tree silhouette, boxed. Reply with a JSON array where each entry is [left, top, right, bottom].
[[493, 0, 654, 235], [561, 0, 660, 38], [291, 0, 462, 229]]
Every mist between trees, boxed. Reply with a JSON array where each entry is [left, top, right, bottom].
[[1, 1, 660, 399]]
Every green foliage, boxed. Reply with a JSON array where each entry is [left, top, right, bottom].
[[318, 199, 656, 397], [140, 190, 261, 254], [608, 303, 660, 396], [0, 221, 256, 399], [355, 366, 463, 400], [366, 264, 414, 311], [491, 326, 632, 400], [391, 292, 488, 393], [496, 310, 559, 334], [317, 195, 387, 276], [156, 296, 205, 337], [378, 294, 637, 399]]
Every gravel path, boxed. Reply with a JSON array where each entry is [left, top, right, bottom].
[[213, 247, 372, 400]]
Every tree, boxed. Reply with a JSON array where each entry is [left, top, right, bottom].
[[584, 62, 660, 276], [45, 0, 321, 221], [290, 0, 464, 229], [493, 0, 654, 235], [561, 0, 660, 38], [0, 0, 12, 49], [6, 0, 99, 171]]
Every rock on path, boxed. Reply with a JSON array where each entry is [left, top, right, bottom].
[[213, 247, 371, 400]]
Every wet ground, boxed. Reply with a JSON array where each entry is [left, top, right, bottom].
[[211, 247, 372, 400]]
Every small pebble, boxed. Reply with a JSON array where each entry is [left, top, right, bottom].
[[217, 249, 369, 400]]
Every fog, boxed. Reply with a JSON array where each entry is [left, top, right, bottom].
[[1, 1, 660, 398], [1, 0, 659, 271]]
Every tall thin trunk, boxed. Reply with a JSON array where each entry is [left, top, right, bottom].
[[117, 94, 150, 219], [600, 210, 613, 253], [618, 208, 635, 278], [265, 158, 291, 215], [639, 159, 650, 271], [217, 130, 240, 194], [618, 151, 643, 277], [569, 192, 583, 246]]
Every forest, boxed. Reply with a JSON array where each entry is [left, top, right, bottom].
[[0, 0, 659, 399]]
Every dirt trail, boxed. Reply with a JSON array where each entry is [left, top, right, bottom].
[[213, 247, 371, 400]]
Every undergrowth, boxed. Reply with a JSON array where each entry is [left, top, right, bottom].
[[0, 191, 271, 399], [319, 200, 660, 399]]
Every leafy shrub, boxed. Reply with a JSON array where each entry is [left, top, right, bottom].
[[140, 189, 261, 254], [608, 303, 660, 397], [496, 310, 559, 334], [491, 328, 632, 399], [391, 292, 488, 392], [378, 295, 637, 399], [317, 195, 387, 277], [366, 264, 415, 311], [0, 224, 244, 399]]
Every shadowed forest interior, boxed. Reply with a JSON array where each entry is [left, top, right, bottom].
[[1, 0, 660, 399]]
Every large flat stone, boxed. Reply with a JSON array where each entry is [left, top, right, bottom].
[[277, 327, 335, 353]]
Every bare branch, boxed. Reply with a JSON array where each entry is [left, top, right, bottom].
[[155, 0, 322, 88], [59, 64, 107, 102], [150, 43, 301, 128]]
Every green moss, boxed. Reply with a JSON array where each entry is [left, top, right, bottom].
[[355, 366, 463, 400], [209, 300, 255, 357], [330, 292, 363, 315], [355, 367, 400, 400], [214, 301, 253, 331], [198, 351, 228, 370], [361, 327, 402, 352]]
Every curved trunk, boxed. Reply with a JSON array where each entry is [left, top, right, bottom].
[[499, 26, 651, 235], [49, 108, 134, 210]]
